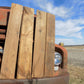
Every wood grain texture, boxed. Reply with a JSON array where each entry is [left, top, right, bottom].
[[32, 10, 46, 78], [44, 13, 55, 77], [1, 3, 23, 79], [17, 7, 34, 79]]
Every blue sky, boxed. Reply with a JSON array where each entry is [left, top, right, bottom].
[[0, 0, 84, 45]]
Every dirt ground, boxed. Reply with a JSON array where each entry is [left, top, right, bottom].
[[67, 49, 84, 67], [65, 46, 84, 84], [68, 64, 84, 84]]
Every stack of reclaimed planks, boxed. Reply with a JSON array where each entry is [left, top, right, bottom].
[[0, 3, 55, 79]]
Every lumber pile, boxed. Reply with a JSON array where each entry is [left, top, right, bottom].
[[0, 3, 55, 79]]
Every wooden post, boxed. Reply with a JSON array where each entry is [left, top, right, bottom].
[[17, 7, 34, 79], [44, 13, 55, 77], [32, 10, 46, 78]]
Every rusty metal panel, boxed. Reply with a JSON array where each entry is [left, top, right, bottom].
[[0, 29, 6, 33], [0, 8, 10, 26], [55, 44, 68, 69], [0, 10, 7, 25], [0, 34, 5, 40], [0, 83, 23, 84], [0, 73, 69, 84]]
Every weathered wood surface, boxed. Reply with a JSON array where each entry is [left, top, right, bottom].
[[32, 10, 46, 78], [1, 3, 23, 79], [44, 13, 55, 77], [17, 7, 34, 79]]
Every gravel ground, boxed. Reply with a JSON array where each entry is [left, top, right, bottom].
[[68, 64, 84, 84], [67, 49, 84, 67], [65, 47, 84, 84]]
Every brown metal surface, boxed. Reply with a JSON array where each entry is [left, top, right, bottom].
[[0, 7, 10, 26], [0, 73, 69, 84], [0, 7, 10, 9], [2, 82, 24, 84], [0, 29, 6, 33], [0, 34, 5, 40]]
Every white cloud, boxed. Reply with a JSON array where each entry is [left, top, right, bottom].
[[39, 2, 71, 18], [55, 38, 75, 45], [21, 0, 84, 19], [56, 18, 84, 39]]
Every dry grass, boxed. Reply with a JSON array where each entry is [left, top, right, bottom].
[[68, 64, 84, 84]]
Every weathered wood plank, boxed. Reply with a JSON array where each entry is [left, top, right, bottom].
[[1, 3, 23, 79], [44, 13, 55, 77], [17, 7, 34, 79], [32, 10, 46, 78]]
